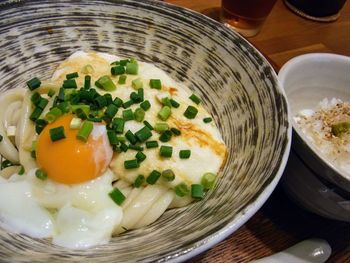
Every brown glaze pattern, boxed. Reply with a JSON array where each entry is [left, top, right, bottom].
[[0, 0, 290, 262]]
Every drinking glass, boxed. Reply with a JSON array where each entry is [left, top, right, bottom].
[[220, 0, 277, 37]]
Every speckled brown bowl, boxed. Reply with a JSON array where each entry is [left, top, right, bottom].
[[0, 0, 291, 262]]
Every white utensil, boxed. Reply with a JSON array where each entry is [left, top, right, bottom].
[[250, 238, 331, 263]]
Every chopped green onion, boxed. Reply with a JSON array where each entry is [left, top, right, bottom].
[[119, 59, 129, 66], [189, 94, 201, 104], [31, 92, 41, 105], [159, 145, 172, 158], [201, 172, 216, 189], [57, 88, 65, 101], [119, 142, 128, 152], [149, 79, 162, 89], [95, 75, 116, 91], [138, 88, 144, 101], [111, 60, 120, 66], [171, 127, 181, 136], [112, 118, 125, 133], [37, 98, 49, 110], [162, 169, 175, 181], [161, 97, 172, 107], [18, 165, 25, 175], [122, 99, 134, 109], [158, 106, 171, 121], [70, 93, 80, 105], [79, 89, 94, 102], [117, 136, 126, 143], [122, 109, 134, 121], [49, 126, 66, 142], [87, 116, 102, 122], [146, 170, 161, 185], [1, 159, 13, 169], [179, 149, 191, 159], [76, 121, 93, 142], [32, 140, 37, 152], [47, 88, 56, 97], [70, 93, 81, 106], [94, 109, 105, 118], [31, 150, 36, 159], [124, 159, 139, 169], [111, 65, 125, 75], [140, 100, 151, 111], [130, 92, 141, 103], [56, 101, 70, 113], [105, 104, 118, 119], [170, 99, 180, 108], [118, 74, 127, 84], [184, 105, 198, 119], [145, 140, 159, 148], [84, 75, 91, 89], [107, 130, 118, 145], [203, 117, 212, 123], [109, 188, 126, 205], [70, 117, 82, 129], [95, 95, 107, 108], [191, 184, 204, 199], [174, 182, 189, 197], [81, 64, 94, 74], [135, 151, 146, 162], [62, 79, 77, 89], [71, 104, 90, 115], [26, 77, 41, 90], [104, 93, 113, 105], [30, 107, 43, 121], [125, 130, 137, 145], [331, 122, 350, 137], [143, 120, 153, 130], [159, 130, 172, 142], [45, 107, 62, 123], [35, 169, 47, 180], [113, 97, 123, 107], [75, 108, 87, 120], [128, 144, 144, 151], [154, 122, 168, 133], [66, 72, 79, 79], [135, 126, 152, 142], [132, 78, 143, 90], [134, 175, 145, 188], [125, 62, 138, 75], [35, 119, 48, 134], [134, 108, 145, 122]]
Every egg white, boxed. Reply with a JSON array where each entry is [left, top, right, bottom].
[[52, 51, 226, 191], [0, 169, 122, 248]]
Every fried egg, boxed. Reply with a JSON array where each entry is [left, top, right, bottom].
[[53, 51, 227, 191], [36, 114, 113, 184], [0, 50, 227, 249]]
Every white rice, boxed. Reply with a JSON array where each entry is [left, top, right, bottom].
[[294, 98, 350, 178]]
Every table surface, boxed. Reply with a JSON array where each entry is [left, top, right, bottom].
[[164, 0, 350, 262]]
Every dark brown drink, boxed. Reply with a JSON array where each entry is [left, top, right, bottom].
[[285, 0, 347, 21], [221, 0, 277, 37]]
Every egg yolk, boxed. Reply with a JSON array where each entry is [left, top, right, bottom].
[[36, 114, 113, 184]]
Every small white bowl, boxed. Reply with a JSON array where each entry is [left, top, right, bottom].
[[278, 53, 350, 221]]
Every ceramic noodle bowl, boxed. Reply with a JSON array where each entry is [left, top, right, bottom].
[[0, 0, 290, 262]]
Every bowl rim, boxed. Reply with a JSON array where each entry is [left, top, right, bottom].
[[278, 53, 350, 191], [0, 0, 292, 261], [160, 5, 292, 262]]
